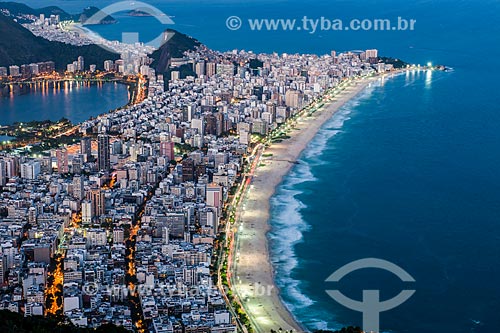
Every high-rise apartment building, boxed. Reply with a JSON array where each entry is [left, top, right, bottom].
[[98, 134, 110, 172], [56, 148, 69, 174]]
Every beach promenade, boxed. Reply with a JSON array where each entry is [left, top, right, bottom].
[[230, 75, 385, 333]]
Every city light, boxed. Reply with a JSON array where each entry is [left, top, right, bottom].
[[45, 256, 63, 316], [0, 9, 418, 332]]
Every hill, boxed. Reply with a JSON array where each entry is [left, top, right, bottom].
[[79, 6, 117, 25], [0, 310, 129, 333], [0, 2, 73, 20], [0, 13, 118, 70], [0, 2, 116, 24], [150, 29, 201, 74], [0, 2, 200, 73], [128, 9, 153, 17]]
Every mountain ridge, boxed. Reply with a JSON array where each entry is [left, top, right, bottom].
[[150, 29, 201, 74], [0, 3, 201, 74], [0, 13, 119, 70], [0, 2, 116, 23]]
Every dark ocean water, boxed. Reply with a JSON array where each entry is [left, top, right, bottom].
[[13, 0, 500, 331], [270, 67, 500, 332]]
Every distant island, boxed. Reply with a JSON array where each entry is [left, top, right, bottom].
[[80, 6, 117, 25], [127, 9, 153, 17]]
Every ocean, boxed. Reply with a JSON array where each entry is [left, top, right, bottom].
[[13, 0, 500, 332], [270, 67, 500, 333]]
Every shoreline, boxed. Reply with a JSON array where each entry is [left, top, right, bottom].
[[0, 77, 139, 151], [0, 78, 134, 106], [232, 72, 403, 333]]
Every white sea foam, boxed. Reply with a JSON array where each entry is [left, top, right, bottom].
[[285, 159, 317, 187], [303, 110, 352, 163], [308, 319, 342, 331], [269, 82, 381, 327], [269, 161, 317, 309], [303, 85, 377, 167]]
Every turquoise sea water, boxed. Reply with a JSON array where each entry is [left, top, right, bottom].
[[12, 0, 500, 331]]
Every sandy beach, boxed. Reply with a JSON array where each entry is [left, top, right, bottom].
[[231, 75, 386, 333]]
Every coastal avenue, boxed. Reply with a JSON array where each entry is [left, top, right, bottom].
[[217, 142, 264, 333], [42, 73, 391, 331], [0, 9, 421, 327], [216, 80, 355, 333], [216, 78, 342, 332], [224, 74, 395, 333]]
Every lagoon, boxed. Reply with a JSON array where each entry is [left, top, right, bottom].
[[0, 81, 129, 125]]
